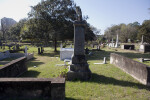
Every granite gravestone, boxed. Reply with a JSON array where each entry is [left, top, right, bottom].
[[67, 6, 91, 81]]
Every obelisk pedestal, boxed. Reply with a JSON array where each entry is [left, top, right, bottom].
[[67, 21, 91, 81]]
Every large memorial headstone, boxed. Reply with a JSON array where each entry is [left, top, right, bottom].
[[67, 6, 91, 81], [60, 48, 74, 60]]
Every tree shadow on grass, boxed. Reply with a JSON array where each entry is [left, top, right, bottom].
[[20, 70, 41, 77], [65, 97, 77, 100], [70, 73, 150, 90], [26, 59, 45, 68], [88, 73, 150, 90], [87, 50, 114, 61], [38, 52, 60, 57]]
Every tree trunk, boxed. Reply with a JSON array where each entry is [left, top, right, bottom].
[[54, 38, 57, 52]]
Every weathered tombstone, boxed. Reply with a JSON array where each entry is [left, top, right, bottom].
[[97, 45, 100, 51], [139, 35, 150, 53], [103, 57, 106, 64], [94, 57, 106, 64], [139, 44, 150, 53], [60, 43, 63, 48], [41, 47, 43, 54], [67, 6, 91, 81], [38, 47, 41, 54], [92, 44, 95, 48], [109, 38, 115, 48], [42, 47, 44, 51], [139, 58, 144, 62], [16, 44, 20, 50], [60, 48, 74, 60], [128, 39, 131, 43], [25, 46, 28, 56], [112, 38, 115, 47], [12, 46, 15, 50], [8, 45, 11, 50], [85, 48, 89, 55], [70, 44, 72, 48]]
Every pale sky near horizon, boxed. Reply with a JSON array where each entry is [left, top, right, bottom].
[[0, 0, 149, 34]]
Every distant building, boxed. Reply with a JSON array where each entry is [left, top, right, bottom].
[[0, 17, 17, 40], [1, 17, 17, 30]]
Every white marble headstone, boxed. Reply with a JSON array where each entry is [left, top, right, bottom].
[[25, 46, 27, 56]]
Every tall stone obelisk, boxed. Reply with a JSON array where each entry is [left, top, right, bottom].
[[115, 34, 119, 48], [67, 6, 91, 81], [141, 35, 144, 44]]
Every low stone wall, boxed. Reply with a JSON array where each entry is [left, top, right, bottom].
[[110, 53, 150, 85], [0, 57, 27, 77], [0, 78, 65, 100], [0, 51, 33, 61], [0, 51, 25, 61], [121, 45, 135, 50], [0, 51, 10, 60], [10, 53, 25, 58]]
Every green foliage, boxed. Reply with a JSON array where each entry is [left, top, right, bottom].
[[104, 22, 140, 43], [96, 35, 106, 43], [21, 45, 150, 99], [9, 18, 27, 41], [59, 67, 68, 79], [85, 24, 97, 41], [21, 0, 96, 51], [23, 0, 77, 52], [138, 20, 150, 43]]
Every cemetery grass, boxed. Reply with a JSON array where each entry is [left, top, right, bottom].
[[20, 46, 150, 100]]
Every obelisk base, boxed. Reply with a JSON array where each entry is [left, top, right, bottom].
[[67, 71, 91, 81], [67, 64, 91, 81]]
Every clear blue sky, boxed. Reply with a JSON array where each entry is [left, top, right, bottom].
[[0, 0, 149, 34], [74, 0, 150, 34]]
